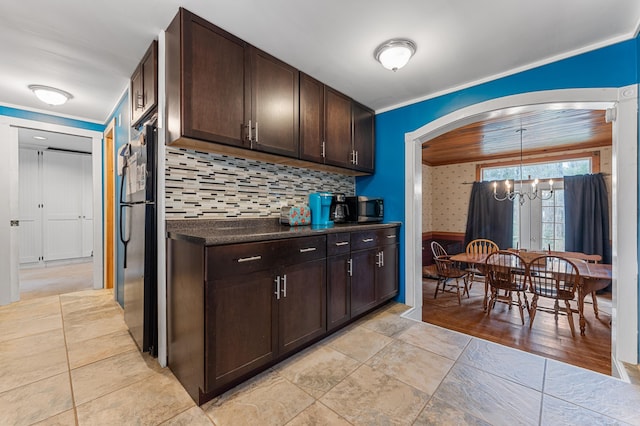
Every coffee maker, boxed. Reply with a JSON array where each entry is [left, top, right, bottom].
[[330, 193, 350, 223]]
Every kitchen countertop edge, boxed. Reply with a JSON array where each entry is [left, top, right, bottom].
[[166, 219, 401, 246]]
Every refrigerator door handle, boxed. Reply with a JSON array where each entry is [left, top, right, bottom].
[[119, 203, 132, 268]]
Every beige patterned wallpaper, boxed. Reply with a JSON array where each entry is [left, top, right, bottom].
[[422, 146, 612, 234]]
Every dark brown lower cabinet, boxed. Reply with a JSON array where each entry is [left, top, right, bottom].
[[278, 258, 326, 353], [207, 269, 276, 392], [350, 248, 377, 317], [376, 244, 399, 302], [327, 253, 351, 331], [167, 224, 398, 406], [168, 235, 327, 405]]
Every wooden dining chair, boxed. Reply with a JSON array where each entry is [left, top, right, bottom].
[[431, 241, 447, 258], [526, 255, 580, 337], [422, 241, 447, 281], [551, 251, 604, 318], [465, 238, 499, 307], [433, 255, 469, 305], [484, 251, 529, 324]]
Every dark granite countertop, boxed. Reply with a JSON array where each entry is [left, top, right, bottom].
[[166, 218, 401, 245]]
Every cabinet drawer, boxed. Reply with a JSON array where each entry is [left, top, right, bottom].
[[376, 227, 399, 247], [273, 235, 326, 265], [327, 233, 351, 256], [206, 235, 326, 280], [207, 241, 276, 280], [350, 230, 379, 251]]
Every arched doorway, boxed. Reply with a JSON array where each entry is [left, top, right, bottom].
[[402, 86, 638, 377]]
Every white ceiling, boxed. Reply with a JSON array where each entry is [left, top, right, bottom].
[[1, 0, 639, 124], [18, 128, 92, 153]]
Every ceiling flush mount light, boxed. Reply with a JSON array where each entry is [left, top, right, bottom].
[[28, 85, 73, 106], [374, 39, 416, 71]]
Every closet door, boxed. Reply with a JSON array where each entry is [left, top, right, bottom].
[[42, 151, 83, 261], [81, 155, 93, 257], [18, 148, 42, 264]]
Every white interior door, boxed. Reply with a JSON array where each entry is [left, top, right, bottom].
[[18, 148, 42, 264], [81, 154, 93, 257], [42, 150, 83, 261]]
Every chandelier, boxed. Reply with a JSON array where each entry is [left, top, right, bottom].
[[493, 128, 554, 205]]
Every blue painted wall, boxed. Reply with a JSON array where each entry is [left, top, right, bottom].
[[0, 106, 104, 133], [357, 37, 639, 304], [104, 93, 130, 307]]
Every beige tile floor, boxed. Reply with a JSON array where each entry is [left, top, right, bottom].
[[1, 289, 640, 425]]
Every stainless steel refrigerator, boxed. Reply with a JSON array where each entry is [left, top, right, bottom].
[[120, 123, 157, 356]]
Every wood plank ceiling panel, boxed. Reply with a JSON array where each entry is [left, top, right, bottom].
[[422, 109, 612, 166]]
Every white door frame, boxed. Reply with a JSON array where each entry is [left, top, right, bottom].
[[0, 115, 104, 304], [403, 86, 638, 372]]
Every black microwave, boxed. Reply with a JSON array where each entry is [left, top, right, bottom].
[[345, 196, 384, 223]]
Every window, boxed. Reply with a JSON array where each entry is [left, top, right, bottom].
[[480, 155, 593, 250]]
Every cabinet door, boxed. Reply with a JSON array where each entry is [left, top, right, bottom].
[[207, 270, 277, 390], [249, 47, 299, 158], [350, 249, 377, 317], [376, 244, 399, 302], [130, 66, 144, 126], [352, 102, 375, 173], [277, 258, 326, 355], [182, 11, 247, 147], [141, 41, 158, 120], [324, 87, 352, 168], [299, 73, 324, 163], [327, 254, 351, 331]]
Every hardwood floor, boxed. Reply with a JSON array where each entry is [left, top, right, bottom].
[[422, 277, 612, 375]]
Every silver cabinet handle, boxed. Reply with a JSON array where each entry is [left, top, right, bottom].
[[255, 121, 259, 143], [381, 251, 384, 267], [347, 259, 353, 277], [335, 241, 349, 247], [237, 255, 262, 263], [321, 141, 325, 158], [299, 247, 317, 253], [281, 274, 287, 298], [135, 92, 144, 110], [247, 119, 252, 142], [355, 150, 359, 165], [362, 238, 374, 243], [274, 276, 281, 300], [386, 234, 396, 239], [376, 252, 382, 267]]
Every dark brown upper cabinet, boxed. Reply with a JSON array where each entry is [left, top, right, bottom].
[[130, 40, 158, 128], [166, 8, 298, 158], [299, 73, 325, 164], [166, 8, 374, 174], [248, 47, 299, 158], [324, 87, 353, 169], [352, 101, 375, 173], [300, 72, 375, 172]]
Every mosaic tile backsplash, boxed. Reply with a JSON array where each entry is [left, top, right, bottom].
[[165, 147, 355, 219]]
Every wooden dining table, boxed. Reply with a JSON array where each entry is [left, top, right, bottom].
[[450, 251, 612, 336]]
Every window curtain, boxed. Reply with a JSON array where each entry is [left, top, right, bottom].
[[464, 181, 514, 249], [564, 173, 611, 264]]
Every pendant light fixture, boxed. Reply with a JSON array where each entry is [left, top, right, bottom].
[[374, 39, 416, 71], [493, 127, 554, 205], [28, 85, 73, 106]]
